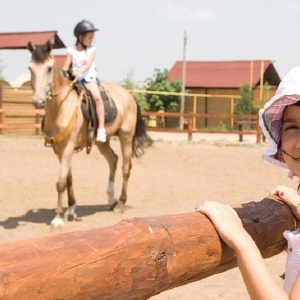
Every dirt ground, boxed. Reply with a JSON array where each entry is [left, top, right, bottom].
[[0, 133, 298, 299]]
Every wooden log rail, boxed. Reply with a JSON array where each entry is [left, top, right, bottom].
[[0, 196, 298, 299]]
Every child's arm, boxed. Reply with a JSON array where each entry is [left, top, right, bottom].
[[235, 237, 289, 299], [62, 53, 72, 71], [196, 202, 289, 300]]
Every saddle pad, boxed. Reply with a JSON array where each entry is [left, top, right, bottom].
[[100, 89, 117, 124], [81, 88, 117, 126]]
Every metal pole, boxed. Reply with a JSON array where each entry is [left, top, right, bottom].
[[260, 60, 264, 100], [180, 31, 187, 129]]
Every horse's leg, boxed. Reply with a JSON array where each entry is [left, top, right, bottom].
[[114, 132, 133, 213], [66, 168, 77, 221], [52, 145, 75, 227], [96, 141, 118, 208]]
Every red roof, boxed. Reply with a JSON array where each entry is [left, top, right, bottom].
[[168, 60, 281, 88], [0, 31, 65, 49], [54, 55, 67, 68]]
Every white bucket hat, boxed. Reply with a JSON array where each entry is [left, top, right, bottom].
[[259, 66, 300, 175]]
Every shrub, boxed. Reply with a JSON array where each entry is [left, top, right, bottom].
[[145, 68, 182, 111], [234, 83, 253, 114]]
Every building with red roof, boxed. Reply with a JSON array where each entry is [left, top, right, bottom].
[[168, 60, 280, 89], [167, 60, 281, 128], [0, 31, 65, 49]]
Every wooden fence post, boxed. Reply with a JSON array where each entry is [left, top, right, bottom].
[[0, 83, 2, 135], [0, 82, 2, 109], [0, 196, 297, 300], [0, 109, 5, 135], [187, 112, 193, 141], [35, 112, 41, 135], [256, 121, 261, 143]]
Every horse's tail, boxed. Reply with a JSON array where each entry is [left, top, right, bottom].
[[132, 102, 153, 158]]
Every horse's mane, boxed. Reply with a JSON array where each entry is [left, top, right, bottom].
[[31, 44, 51, 63]]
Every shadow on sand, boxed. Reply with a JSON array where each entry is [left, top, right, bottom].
[[0, 204, 114, 229]]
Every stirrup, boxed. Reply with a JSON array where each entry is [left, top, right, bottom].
[[87, 129, 94, 153]]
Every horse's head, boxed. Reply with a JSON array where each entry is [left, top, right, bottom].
[[28, 41, 55, 108]]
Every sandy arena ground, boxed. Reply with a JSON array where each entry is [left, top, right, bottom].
[[0, 132, 297, 299]]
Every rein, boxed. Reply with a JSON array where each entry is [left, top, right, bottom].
[[46, 77, 77, 100], [44, 107, 78, 147]]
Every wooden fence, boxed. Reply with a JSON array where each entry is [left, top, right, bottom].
[[0, 109, 264, 143], [0, 108, 44, 135], [142, 111, 264, 143], [0, 196, 297, 299]]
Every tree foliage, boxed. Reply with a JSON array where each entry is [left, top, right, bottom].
[[122, 73, 149, 111], [255, 82, 271, 110], [234, 83, 253, 114], [145, 68, 182, 111]]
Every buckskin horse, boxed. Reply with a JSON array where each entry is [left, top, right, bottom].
[[27, 41, 153, 227]]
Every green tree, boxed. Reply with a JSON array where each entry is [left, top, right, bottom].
[[122, 73, 149, 111], [254, 82, 271, 111], [234, 83, 253, 114], [145, 68, 182, 111]]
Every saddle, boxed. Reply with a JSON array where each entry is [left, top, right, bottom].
[[73, 79, 118, 153], [41, 71, 118, 154]]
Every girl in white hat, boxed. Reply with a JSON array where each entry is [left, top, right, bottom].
[[197, 66, 300, 299]]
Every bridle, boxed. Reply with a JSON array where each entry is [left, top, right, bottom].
[[46, 71, 77, 101]]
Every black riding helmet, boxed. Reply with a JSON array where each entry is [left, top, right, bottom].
[[74, 20, 99, 37]]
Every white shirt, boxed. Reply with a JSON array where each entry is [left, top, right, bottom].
[[67, 45, 97, 82], [283, 228, 300, 293]]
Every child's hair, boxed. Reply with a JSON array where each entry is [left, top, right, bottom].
[[76, 32, 88, 46]]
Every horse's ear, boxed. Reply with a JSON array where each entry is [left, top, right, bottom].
[[27, 42, 35, 53], [46, 41, 53, 52]]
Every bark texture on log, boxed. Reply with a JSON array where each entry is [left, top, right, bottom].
[[0, 196, 299, 299]]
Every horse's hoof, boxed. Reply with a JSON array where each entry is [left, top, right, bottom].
[[67, 206, 78, 221], [113, 202, 125, 214], [67, 214, 81, 222], [108, 200, 118, 211], [51, 217, 64, 227]]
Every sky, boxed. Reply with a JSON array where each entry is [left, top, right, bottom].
[[2, 0, 300, 84]]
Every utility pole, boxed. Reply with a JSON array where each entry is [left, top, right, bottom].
[[180, 31, 187, 129]]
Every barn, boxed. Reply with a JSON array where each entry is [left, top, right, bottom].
[[0, 31, 66, 134], [167, 60, 281, 129]]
